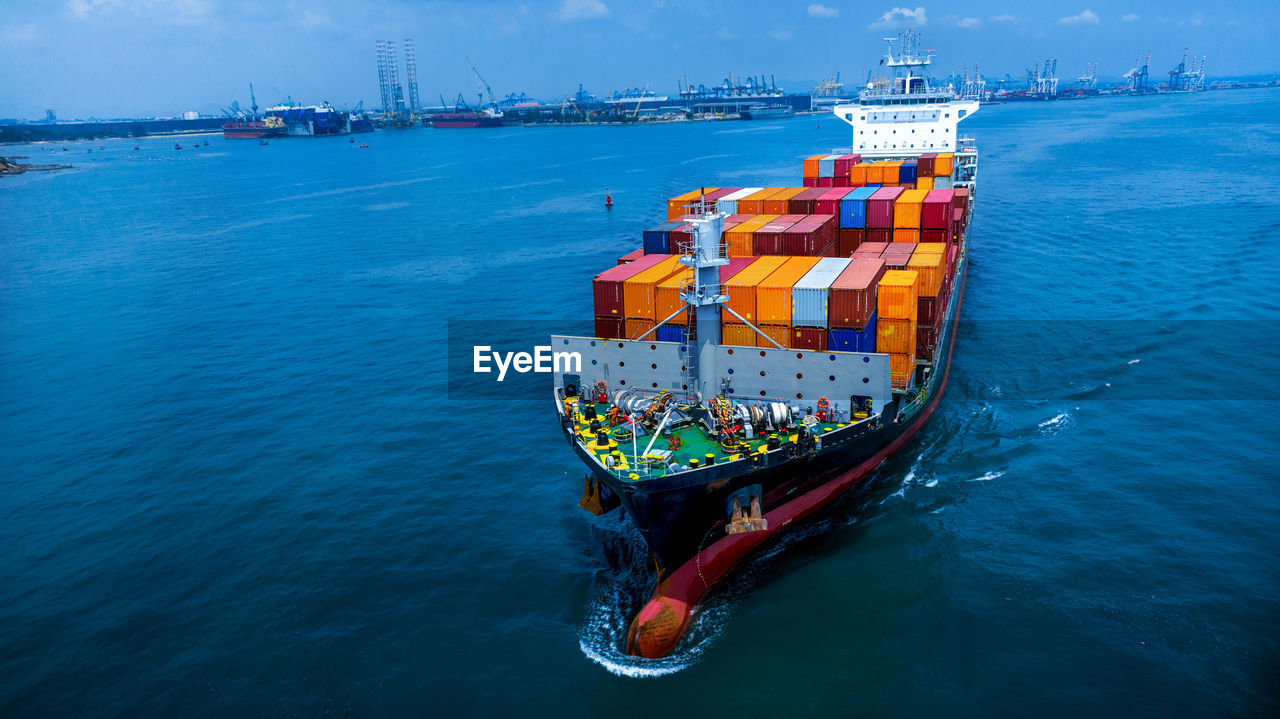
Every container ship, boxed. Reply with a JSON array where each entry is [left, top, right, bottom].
[[551, 31, 978, 659], [263, 103, 355, 136], [431, 107, 504, 128], [221, 116, 286, 139]]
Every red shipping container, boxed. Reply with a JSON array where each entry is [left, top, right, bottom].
[[815, 188, 853, 215], [953, 186, 970, 212], [922, 189, 955, 230], [866, 228, 893, 244], [701, 188, 739, 203], [668, 223, 693, 251], [618, 248, 644, 265], [952, 208, 965, 243], [802, 176, 818, 188], [828, 257, 887, 329], [790, 187, 829, 215], [884, 242, 917, 256], [817, 177, 834, 187], [838, 228, 865, 256], [917, 295, 941, 328], [753, 217, 799, 255], [916, 325, 939, 360], [866, 187, 905, 229], [790, 326, 827, 351], [594, 316, 624, 339], [854, 241, 889, 256], [921, 229, 948, 244], [593, 253, 671, 317], [833, 154, 860, 177], [917, 153, 936, 177], [781, 218, 835, 256]]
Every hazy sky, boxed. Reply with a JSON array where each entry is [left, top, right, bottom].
[[2, 0, 1277, 119]]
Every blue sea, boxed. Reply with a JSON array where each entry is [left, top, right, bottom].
[[3, 90, 1279, 717]]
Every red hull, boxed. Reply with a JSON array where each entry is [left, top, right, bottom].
[[222, 122, 285, 139], [431, 114, 504, 129], [626, 255, 970, 658]]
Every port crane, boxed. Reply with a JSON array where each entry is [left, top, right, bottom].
[[1122, 51, 1151, 93], [467, 56, 498, 110], [1076, 62, 1097, 91], [1166, 48, 1206, 92]]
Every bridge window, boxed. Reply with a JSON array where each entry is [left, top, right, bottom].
[[958, 109, 967, 118]]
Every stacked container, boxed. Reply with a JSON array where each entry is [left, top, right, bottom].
[[791, 257, 852, 330], [909, 243, 948, 360], [716, 187, 762, 216], [753, 215, 802, 255], [764, 188, 806, 215], [892, 188, 929, 244], [642, 220, 685, 254], [827, 257, 886, 353], [876, 269, 919, 389], [667, 189, 715, 220], [723, 255, 788, 335]]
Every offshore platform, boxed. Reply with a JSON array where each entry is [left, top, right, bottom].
[[375, 38, 421, 126]]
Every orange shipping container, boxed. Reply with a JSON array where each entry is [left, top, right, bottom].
[[667, 189, 714, 221], [876, 317, 917, 354], [864, 162, 885, 185], [763, 188, 806, 215], [655, 269, 693, 325], [916, 176, 934, 191], [737, 188, 782, 216], [623, 256, 685, 319], [722, 322, 756, 347], [877, 269, 919, 321], [724, 255, 789, 323], [624, 318, 656, 341], [934, 153, 954, 177], [725, 214, 778, 257], [849, 163, 869, 185], [893, 228, 921, 243], [889, 351, 916, 390], [756, 257, 822, 325], [893, 188, 930, 229], [883, 160, 903, 185], [758, 324, 790, 349], [907, 250, 945, 297], [802, 154, 825, 178]]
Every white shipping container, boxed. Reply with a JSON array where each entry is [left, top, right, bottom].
[[717, 187, 762, 216], [818, 154, 840, 178], [791, 257, 852, 327]]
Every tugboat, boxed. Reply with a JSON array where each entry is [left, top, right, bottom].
[[550, 30, 980, 659]]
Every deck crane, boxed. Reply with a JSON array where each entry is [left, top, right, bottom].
[[633, 84, 648, 118]]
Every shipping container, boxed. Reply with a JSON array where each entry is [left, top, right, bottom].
[[828, 314, 877, 353], [867, 228, 894, 243], [837, 228, 865, 256], [916, 242, 946, 255], [625, 318, 656, 341], [933, 176, 951, 190], [882, 253, 910, 270], [921, 229, 948, 244], [642, 220, 683, 254], [725, 214, 778, 257], [668, 222, 694, 253], [876, 317, 916, 354], [833, 176, 851, 188], [815, 187, 854, 216], [893, 228, 920, 243], [756, 257, 822, 325], [883, 161, 903, 185], [593, 253, 672, 317], [834, 154, 860, 177], [737, 188, 782, 215], [954, 186, 970, 213], [594, 316, 624, 339], [893, 188, 929, 229], [865, 162, 885, 184], [916, 153, 936, 177], [656, 324, 687, 343], [877, 269, 919, 321], [802, 177, 818, 188], [764, 188, 806, 215], [618, 248, 644, 265], [817, 177, 834, 188], [802, 154, 825, 178], [791, 257, 852, 327], [916, 176, 933, 191], [790, 327, 827, 351], [790, 187, 830, 215], [722, 322, 756, 347], [758, 324, 790, 349], [934, 153, 954, 177], [867, 186, 905, 229], [716, 187, 763, 216], [623, 255, 685, 319], [828, 257, 887, 329], [753, 216, 801, 255], [818, 155, 839, 178], [889, 351, 916, 390], [916, 325, 939, 360], [655, 269, 693, 325], [667, 189, 716, 220], [899, 161, 918, 186], [838, 186, 877, 229], [849, 163, 869, 185], [724, 255, 789, 323], [853, 241, 889, 256], [782, 216, 836, 256]]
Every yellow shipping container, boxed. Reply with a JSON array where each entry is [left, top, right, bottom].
[[907, 251, 945, 297], [876, 317, 917, 354], [877, 269, 919, 321], [916, 242, 946, 255], [722, 322, 756, 347], [763, 187, 805, 215], [724, 255, 789, 323], [889, 351, 916, 390], [893, 188, 930, 229], [667, 189, 714, 221], [758, 324, 790, 349], [623, 256, 685, 320], [737, 188, 782, 216], [934, 153, 954, 177], [655, 269, 693, 325], [625, 318, 656, 341], [916, 176, 934, 191], [756, 257, 822, 325], [725, 214, 778, 256], [802, 154, 825, 178]]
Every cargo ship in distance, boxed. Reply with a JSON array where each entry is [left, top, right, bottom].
[[550, 31, 978, 660], [431, 107, 505, 128]]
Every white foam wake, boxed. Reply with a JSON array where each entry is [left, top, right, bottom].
[[967, 470, 1005, 482]]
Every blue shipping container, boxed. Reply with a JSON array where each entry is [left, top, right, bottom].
[[900, 162, 918, 185], [642, 221, 681, 254], [839, 187, 878, 229], [828, 314, 878, 353], [656, 324, 687, 343]]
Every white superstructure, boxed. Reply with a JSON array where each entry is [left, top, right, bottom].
[[833, 31, 978, 157]]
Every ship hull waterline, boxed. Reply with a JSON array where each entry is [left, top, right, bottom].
[[604, 253, 969, 659]]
